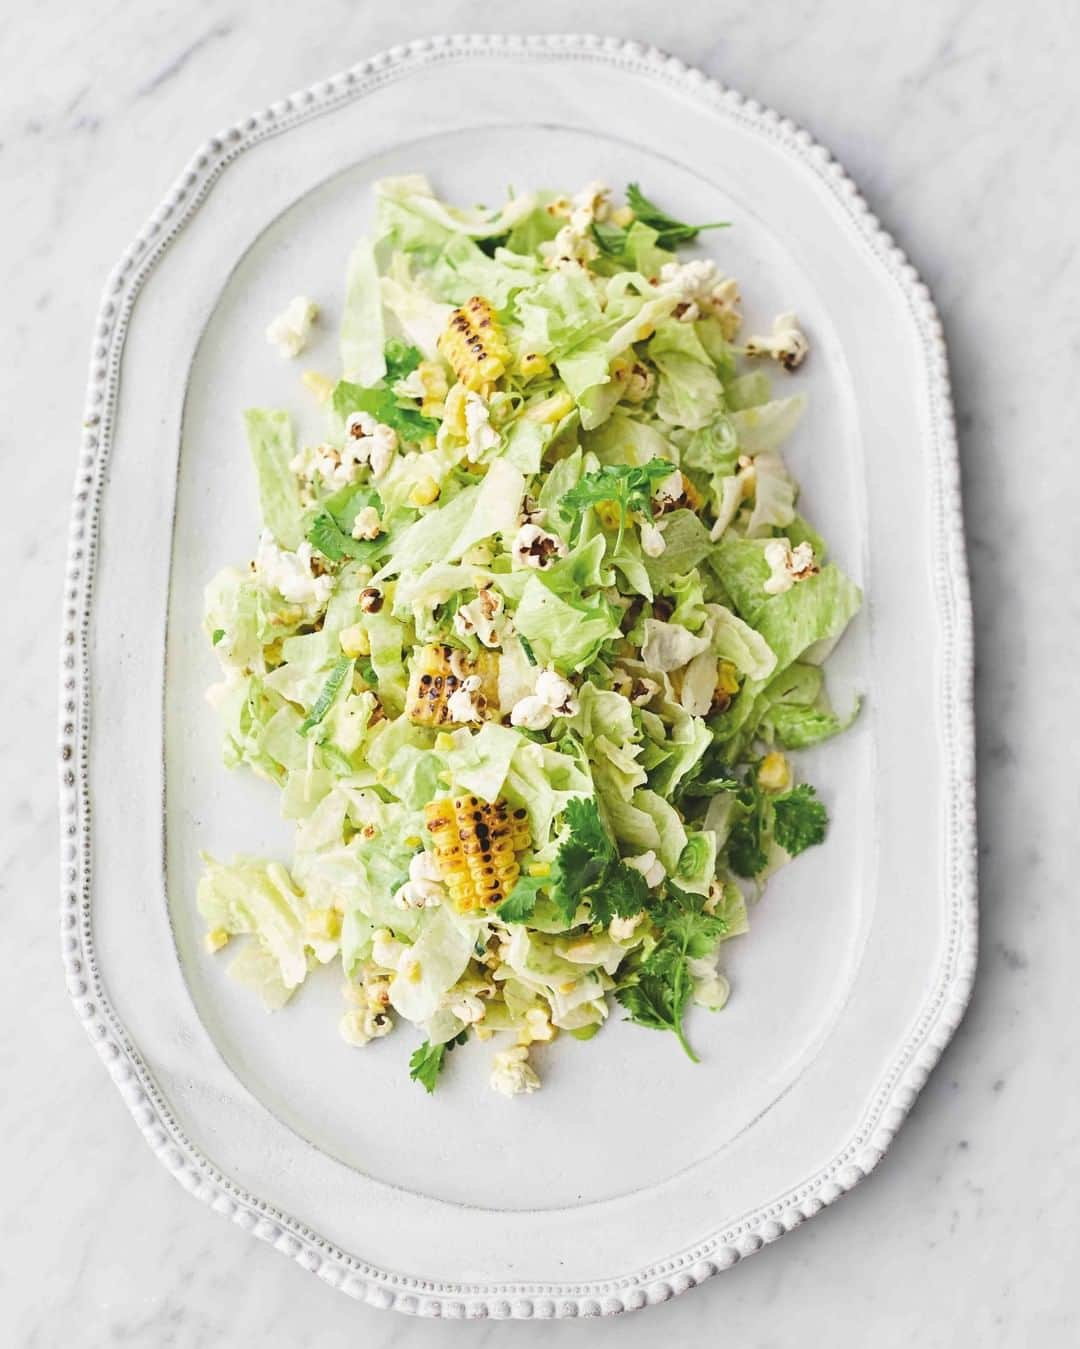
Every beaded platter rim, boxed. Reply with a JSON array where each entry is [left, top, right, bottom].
[[58, 33, 978, 1320]]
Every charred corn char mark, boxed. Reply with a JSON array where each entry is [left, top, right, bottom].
[[424, 796, 531, 912], [404, 644, 500, 726], [437, 296, 509, 392]]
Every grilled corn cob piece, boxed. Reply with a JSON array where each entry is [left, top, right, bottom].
[[424, 795, 531, 911], [404, 644, 500, 726], [438, 296, 509, 392]]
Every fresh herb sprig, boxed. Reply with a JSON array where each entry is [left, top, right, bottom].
[[497, 797, 649, 927], [560, 459, 674, 554], [408, 1029, 469, 1093], [625, 183, 730, 249], [615, 882, 728, 1061]]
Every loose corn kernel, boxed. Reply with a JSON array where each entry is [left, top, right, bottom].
[[437, 296, 509, 391], [204, 927, 230, 954], [408, 475, 441, 507], [609, 203, 635, 228], [305, 908, 342, 944], [594, 500, 622, 531], [527, 862, 550, 878], [338, 623, 371, 658], [525, 391, 576, 424], [301, 370, 335, 402], [405, 644, 500, 726], [416, 359, 449, 416], [715, 659, 740, 697], [758, 751, 791, 792], [404, 835, 421, 848], [443, 382, 469, 437], [517, 350, 550, 380], [401, 957, 423, 983], [424, 794, 532, 912], [434, 732, 456, 751]]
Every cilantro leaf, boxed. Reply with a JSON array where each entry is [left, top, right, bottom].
[[674, 742, 740, 804], [384, 338, 422, 384], [589, 861, 650, 927], [772, 784, 828, 857], [616, 882, 727, 1061], [560, 460, 673, 553], [306, 485, 386, 564], [408, 1030, 468, 1094], [496, 873, 546, 923], [625, 183, 729, 249], [725, 808, 768, 878], [299, 657, 352, 735], [591, 220, 631, 263], [306, 510, 380, 563], [332, 379, 438, 444], [357, 656, 377, 687], [518, 633, 538, 666], [211, 628, 225, 646]]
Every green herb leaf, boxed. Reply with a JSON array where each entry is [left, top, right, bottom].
[[299, 657, 352, 735], [332, 380, 439, 444], [772, 783, 828, 857], [674, 742, 740, 803], [357, 656, 378, 687], [384, 338, 423, 384], [616, 882, 727, 1061], [560, 459, 673, 553], [211, 628, 225, 646], [496, 874, 546, 923], [589, 860, 650, 927], [408, 1029, 468, 1094], [725, 807, 768, 878], [625, 183, 729, 249], [518, 633, 538, 666], [591, 220, 630, 260], [306, 510, 378, 563]]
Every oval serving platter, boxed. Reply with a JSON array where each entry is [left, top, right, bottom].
[[59, 35, 977, 1319]]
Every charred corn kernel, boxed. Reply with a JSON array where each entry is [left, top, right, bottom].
[[517, 1007, 556, 1045], [204, 927, 230, 954], [461, 541, 494, 566], [305, 908, 342, 944], [610, 203, 635, 228], [338, 623, 371, 658], [528, 861, 550, 878], [525, 390, 576, 424], [443, 382, 469, 437], [437, 296, 509, 391], [594, 500, 622, 531], [416, 359, 449, 416], [715, 660, 740, 697], [758, 751, 791, 792], [301, 370, 335, 402], [408, 475, 441, 507], [405, 643, 500, 726], [517, 350, 550, 380], [424, 795, 532, 912]]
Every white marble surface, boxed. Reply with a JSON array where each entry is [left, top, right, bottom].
[[2, 1, 1077, 1344]]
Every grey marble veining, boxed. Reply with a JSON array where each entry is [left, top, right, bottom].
[[2, 1, 1077, 1344]]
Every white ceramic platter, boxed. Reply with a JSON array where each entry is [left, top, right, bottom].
[[59, 35, 977, 1319]]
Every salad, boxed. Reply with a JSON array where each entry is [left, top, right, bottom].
[[200, 176, 860, 1097]]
